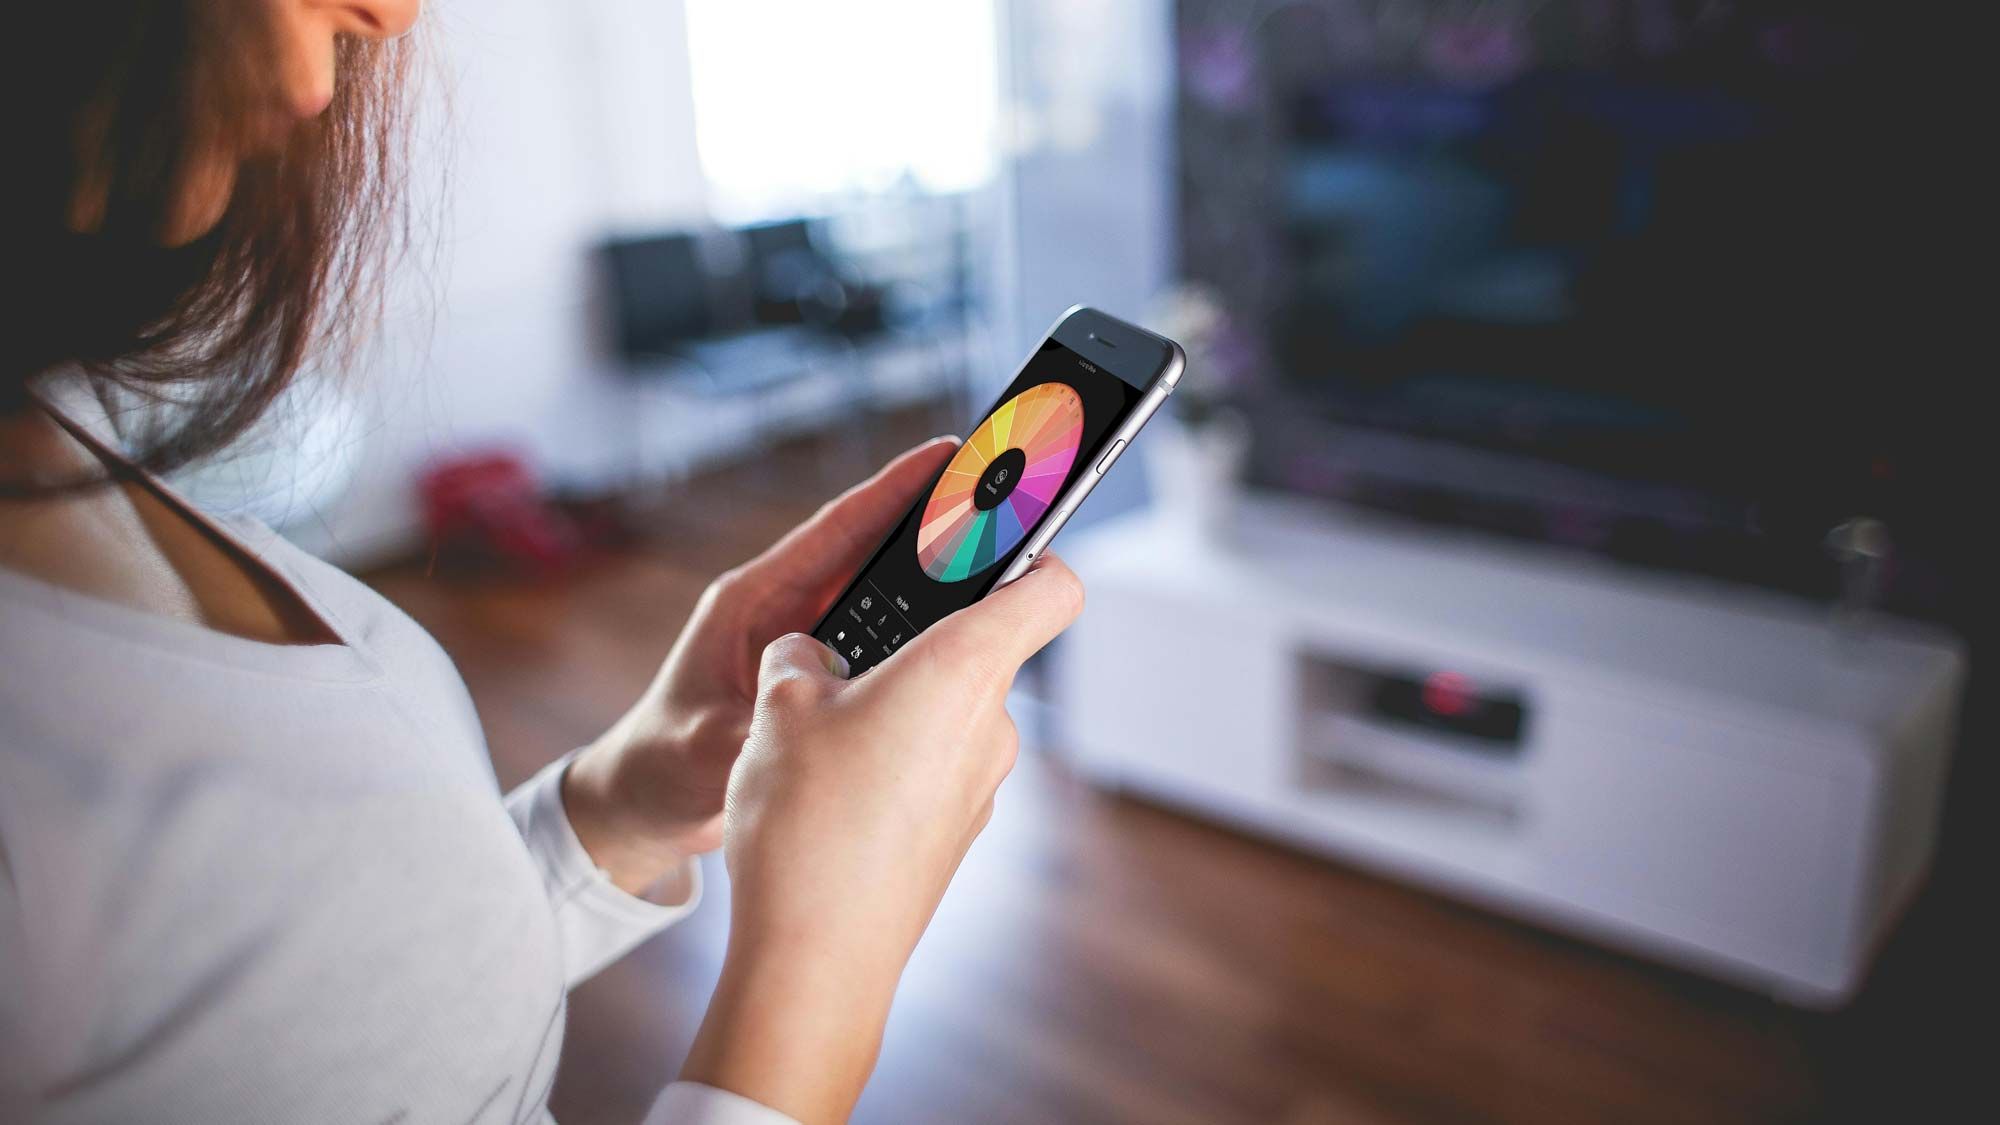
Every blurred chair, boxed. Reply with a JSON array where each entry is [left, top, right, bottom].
[[600, 233, 715, 360], [597, 229, 829, 483], [596, 204, 988, 485]]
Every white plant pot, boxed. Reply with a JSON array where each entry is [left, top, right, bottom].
[[1143, 411, 1249, 545]]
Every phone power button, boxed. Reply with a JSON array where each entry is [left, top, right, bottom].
[[1095, 439, 1126, 475]]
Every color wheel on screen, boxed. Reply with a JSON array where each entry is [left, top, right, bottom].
[[917, 382, 1085, 582]]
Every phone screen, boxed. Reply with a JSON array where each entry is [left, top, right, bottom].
[[815, 337, 1147, 674]]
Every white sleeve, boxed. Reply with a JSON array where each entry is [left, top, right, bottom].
[[646, 1082, 801, 1125], [508, 760, 802, 1125], [0, 858, 33, 1123], [505, 750, 702, 987]]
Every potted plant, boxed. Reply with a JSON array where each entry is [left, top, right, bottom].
[[1145, 284, 1253, 544]]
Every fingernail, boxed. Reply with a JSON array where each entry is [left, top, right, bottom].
[[824, 648, 851, 678], [935, 434, 961, 446]]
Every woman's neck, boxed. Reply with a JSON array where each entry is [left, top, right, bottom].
[[0, 401, 339, 646]]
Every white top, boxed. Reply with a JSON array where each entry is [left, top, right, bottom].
[[0, 398, 794, 1124]]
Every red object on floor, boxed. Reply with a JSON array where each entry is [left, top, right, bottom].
[[418, 450, 581, 578]]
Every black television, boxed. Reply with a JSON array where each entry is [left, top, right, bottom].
[[1177, 1, 1974, 618]]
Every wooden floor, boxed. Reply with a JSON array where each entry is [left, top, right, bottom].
[[366, 413, 1975, 1125]]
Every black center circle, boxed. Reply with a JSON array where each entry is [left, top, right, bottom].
[[974, 447, 1028, 512]]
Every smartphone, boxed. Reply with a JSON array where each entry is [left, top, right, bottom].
[[813, 305, 1185, 675]]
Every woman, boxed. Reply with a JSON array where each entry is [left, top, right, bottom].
[[0, 3, 1082, 1122]]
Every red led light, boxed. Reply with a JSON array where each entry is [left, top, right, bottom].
[[1422, 671, 1476, 718]]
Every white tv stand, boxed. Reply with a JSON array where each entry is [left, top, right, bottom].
[[1053, 496, 1963, 1007]]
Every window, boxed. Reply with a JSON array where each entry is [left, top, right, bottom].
[[684, 0, 1001, 221]]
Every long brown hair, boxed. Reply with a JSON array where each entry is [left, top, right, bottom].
[[3, 1, 413, 495]]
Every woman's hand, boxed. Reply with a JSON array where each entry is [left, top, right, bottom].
[[561, 437, 960, 895], [681, 554, 1084, 1124]]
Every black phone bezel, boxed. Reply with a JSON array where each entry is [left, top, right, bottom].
[[1048, 306, 1177, 393]]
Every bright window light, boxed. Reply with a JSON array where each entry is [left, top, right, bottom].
[[684, 0, 1000, 221]]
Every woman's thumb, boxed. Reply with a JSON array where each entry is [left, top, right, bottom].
[[760, 631, 851, 688]]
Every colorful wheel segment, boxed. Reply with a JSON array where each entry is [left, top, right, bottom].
[[917, 382, 1085, 582]]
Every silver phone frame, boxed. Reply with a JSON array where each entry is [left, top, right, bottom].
[[988, 304, 1187, 590]]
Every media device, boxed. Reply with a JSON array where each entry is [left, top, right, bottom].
[[1174, 2, 1970, 620], [814, 306, 1185, 675]]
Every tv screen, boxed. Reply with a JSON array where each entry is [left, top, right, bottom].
[[1180, 2, 1970, 612]]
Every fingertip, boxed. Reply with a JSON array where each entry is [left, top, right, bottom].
[[920, 551, 1086, 677], [905, 434, 959, 461], [761, 632, 838, 677], [907, 434, 960, 466], [1022, 551, 1085, 621], [867, 436, 959, 491]]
